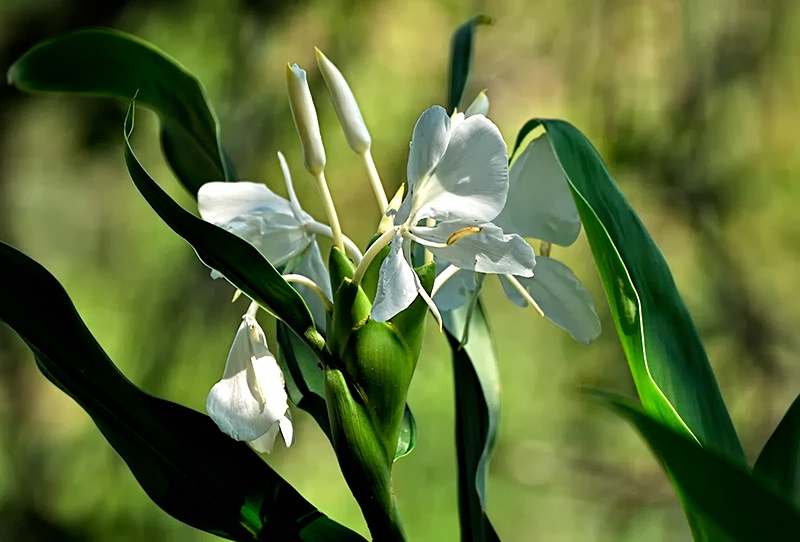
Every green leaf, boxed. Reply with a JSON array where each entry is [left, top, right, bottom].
[[512, 119, 744, 462], [0, 240, 364, 542], [275, 321, 331, 440], [443, 302, 501, 542], [394, 406, 417, 462], [754, 393, 800, 504], [447, 15, 493, 114], [596, 391, 800, 541], [8, 28, 232, 195], [123, 101, 324, 353]]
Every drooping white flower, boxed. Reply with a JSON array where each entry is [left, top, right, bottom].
[[206, 307, 294, 453], [366, 105, 536, 322]]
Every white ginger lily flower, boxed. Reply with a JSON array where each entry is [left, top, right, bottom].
[[433, 127, 601, 345], [207, 304, 294, 453], [363, 105, 536, 322], [197, 153, 362, 328]]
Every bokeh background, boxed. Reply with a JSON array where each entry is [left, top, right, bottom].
[[1, 0, 799, 540]]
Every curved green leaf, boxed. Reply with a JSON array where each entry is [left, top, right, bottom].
[[0, 240, 364, 542], [597, 391, 800, 541], [512, 119, 744, 463], [447, 15, 493, 113], [124, 101, 323, 353], [8, 28, 232, 194], [443, 302, 500, 542], [754, 393, 800, 504]]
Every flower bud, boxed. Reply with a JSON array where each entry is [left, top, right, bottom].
[[465, 89, 489, 117], [316, 48, 371, 154], [286, 63, 326, 175]]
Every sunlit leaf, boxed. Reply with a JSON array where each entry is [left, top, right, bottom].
[[8, 28, 232, 194], [123, 101, 324, 354], [754, 393, 800, 504], [596, 391, 800, 540], [0, 241, 364, 542], [443, 302, 500, 542], [447, 15, 493, 114], [513, 119, 744, 463]]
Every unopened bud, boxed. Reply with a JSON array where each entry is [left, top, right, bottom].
[[286, 63, 326, 175], [316, 48, 371, 154], [465, 90, 489, 117]]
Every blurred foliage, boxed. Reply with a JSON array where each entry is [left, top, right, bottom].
[[1, 0, 800, 540]]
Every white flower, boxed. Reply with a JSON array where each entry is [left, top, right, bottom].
[[197, 153, 342, 328], [367, 105, 536, 322], [433, 131, 601, 344], [206, 308, 294, 453]]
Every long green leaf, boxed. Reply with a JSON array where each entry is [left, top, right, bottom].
[[511, 119, 744, 462], [597, 391, 800, 540], [123, 101, 323, 353], [754, 393, 800, 504], [447, 15, 492, 113], [443, 302, 501, 542], [0, 240, 364, 542], [8, 28, 232, 194]]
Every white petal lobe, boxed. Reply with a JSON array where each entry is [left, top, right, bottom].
[[371, 234, 421, 322], [501, 256, 600, 344], [497, 134, 581, 246]]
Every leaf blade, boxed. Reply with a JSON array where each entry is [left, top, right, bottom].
[[754, 393, 800, 504], [443, 302, 501, 542], [516, 119, 744, 462], [447, 15, 493, 114], [596, 391, 800, 541], [8, 28, 231, 194], [123, 101, 322, 351], [0, 240, 364, 541]]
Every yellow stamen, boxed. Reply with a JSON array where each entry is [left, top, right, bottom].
[[446, 226, 483, 246]]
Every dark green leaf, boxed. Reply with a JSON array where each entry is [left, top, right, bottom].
[[447, 15, 493, 113], [512, 119, 744, 462], [596, 391, 800, 541], [754, 393, 800, 504], [124, 101, 324, 353], [0, 241, 364, 541], [8, 28, 232, 194], [276, 321, 331, 441], [443, 302, 500, 542]]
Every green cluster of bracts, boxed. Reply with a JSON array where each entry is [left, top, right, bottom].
[[325, 246, 433, 539]]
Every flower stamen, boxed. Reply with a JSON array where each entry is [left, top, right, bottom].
[[504, 274, 545, 317], [446, 226, 483, 246], [283, 273, 333, 313]]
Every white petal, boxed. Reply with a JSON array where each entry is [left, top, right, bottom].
[[198, 182, 314, 267], [496, 134, 581, 246], [415, 221, 535, 276], [206, 316, 291, 442], [501, 256, 600, 344], [406, 106, 450, 191], [199, 181, 295, 224], [249, 422, 281, 454], [292, 242, 332, 331], [432, 266, 475, 311], [410, 115, 508, 224], [371, 234, 421, 322]]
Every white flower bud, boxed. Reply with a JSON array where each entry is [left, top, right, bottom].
[[286, 63, 326, 175], [465, 90, 489, 117], [315, 48, 371, 154]]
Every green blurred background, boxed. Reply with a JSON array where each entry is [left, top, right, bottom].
[[1, 0, 799, 540]]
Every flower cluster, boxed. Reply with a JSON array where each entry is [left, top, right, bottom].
[[197, 50, 600, 451]]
